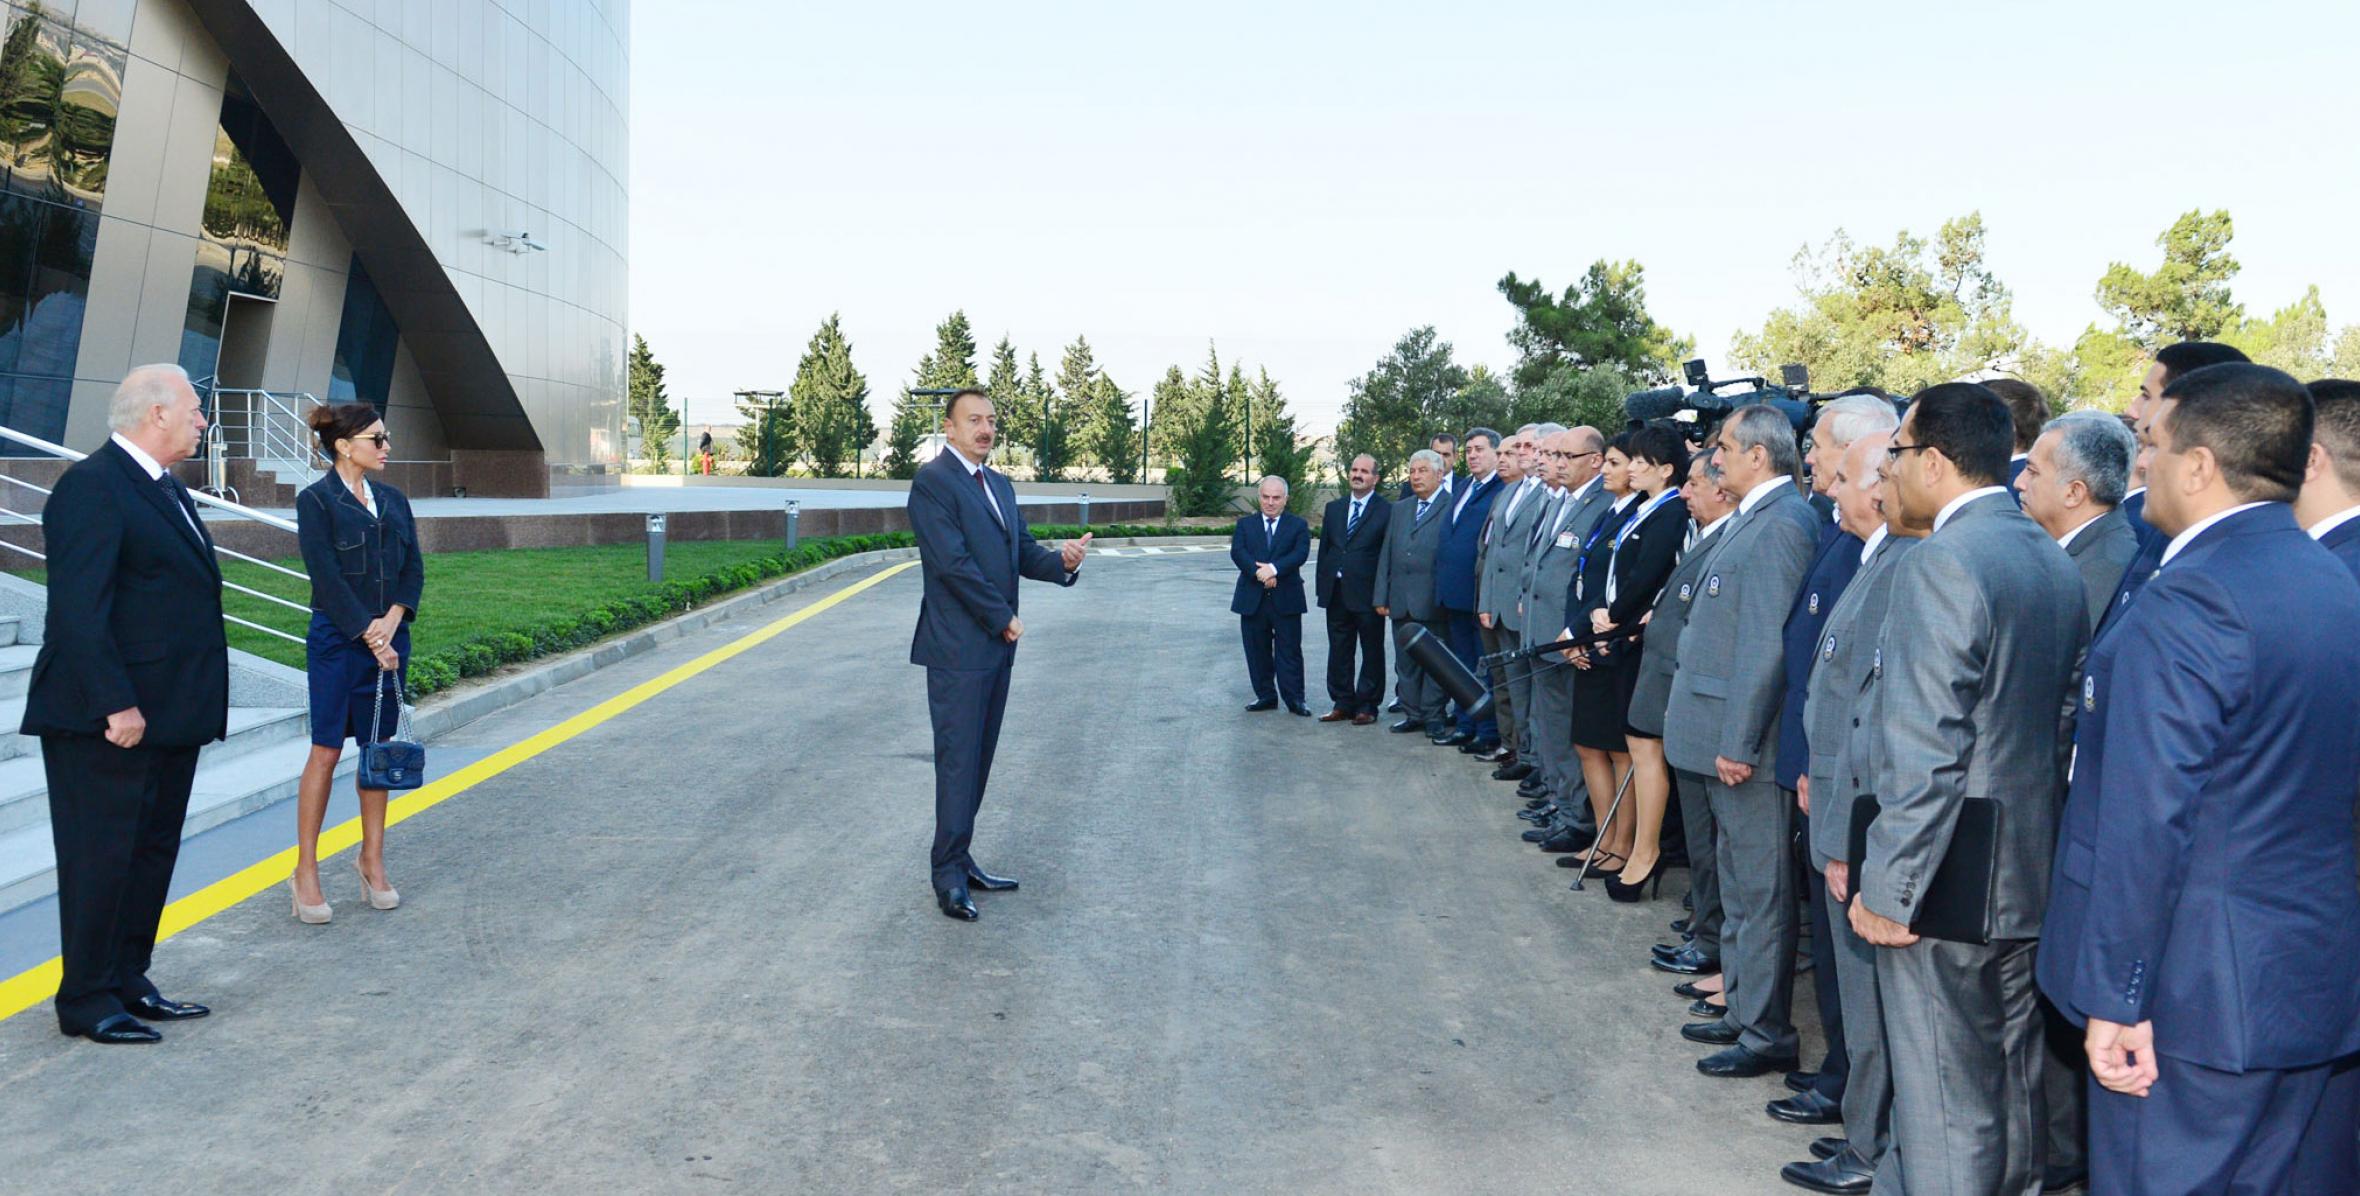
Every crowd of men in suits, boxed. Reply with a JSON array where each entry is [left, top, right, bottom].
[[1226, 345, 2360, 1194]]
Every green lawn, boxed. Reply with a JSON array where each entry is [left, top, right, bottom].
[[8, 522, 1191, 696]]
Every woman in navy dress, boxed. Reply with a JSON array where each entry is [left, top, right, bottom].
[[287, 403, 423, 923], [1583, 426, 1689, 901]]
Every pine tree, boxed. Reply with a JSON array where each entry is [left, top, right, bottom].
[[883, 350, 937, 481], [1021, 354, 1069, 482], [920, 311, 981, 389], [985, 336, 1032, 451], [733, 389, 793, 477], [788, 313, 874, 477], [628, 334, 680, 471], [1166, 378, 1236, 516], [1225, 363, 1252, 481], [1087, 373, 1141, 483], [1146, 365, 1194, 471], [1053, 335, 1101, 465]]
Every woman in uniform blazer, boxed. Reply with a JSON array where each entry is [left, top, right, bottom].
[[1584, 426, 1690, 901], [287, 403, 423, 923]]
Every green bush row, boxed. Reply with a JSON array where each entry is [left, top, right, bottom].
[[400, 522, 1221, 700], [403, 532, 917, 698]]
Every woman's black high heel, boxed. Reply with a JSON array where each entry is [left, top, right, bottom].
[[1606, 857, 1667, 903], [1579, 851, 1627, 879]]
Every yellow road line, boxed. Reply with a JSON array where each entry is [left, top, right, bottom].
[[0, 559, 920, 1027]]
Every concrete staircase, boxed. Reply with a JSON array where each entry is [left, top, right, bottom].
[[0, 592, 356, 915]]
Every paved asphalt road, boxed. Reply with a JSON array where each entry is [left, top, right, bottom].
[[0, 550, 1822, 1193]]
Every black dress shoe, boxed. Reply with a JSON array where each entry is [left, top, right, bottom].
[[1651, 946, 1721, 976], [127, 995, 209, 1021], [1516, 779, 1550, 798], [2043, 1166, 2089, 1193], [1519, 827, 1556, 843], [1670, 916, 1691, 935], [964, 867, 1018, 892], [1680, 1019, 1741, 1046], [935, 887, 978, 921], [1697, 1044, 1800, 1078], [1286, 703, 1313, 717], [1389, 719, 1426, 733], [1494, 761, 1535, 781], [1245, 698, 1279, 712], [1652, 940, 1687, 960], [1472, 743, 1509, 761], [1434, 730, 1474, 747], [1538, 828, 1593, 853], [1387, 699, 1403, 713], [1781, 1148, 1875, 1194], [1784, 1069, 1819, 1093], [1809, 1137, 1846, 1162], [75, 1013, 160, 1045], [1689, 998, 1728, 1019], [1767, 1088, 1843, 1125], [1518, 807, 1555, 824]]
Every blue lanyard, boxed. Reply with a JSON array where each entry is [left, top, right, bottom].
[[1615, 489, 1678, 551]]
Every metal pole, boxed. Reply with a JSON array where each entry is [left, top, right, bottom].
[[1570, 767, 1636, 893], [1079, 491, 1090, 528], [784, 498, 801, 555], [646, 513, 667, 582]]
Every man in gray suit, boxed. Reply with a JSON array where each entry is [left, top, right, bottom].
[[1786, 432, 1915, 1193], [1852, 383, 2086, 1196], [2005, 406, 2137, 1193], [2018, 410, 2140, 633], [1663, 404, 1821, 1077], [1516, 427, 1615, 847], [1476, 425, 1553, 775], [1632, 455, 1737, 979], [1374, 449, 1452, 734]]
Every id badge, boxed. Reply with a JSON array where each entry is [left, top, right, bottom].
[[1555, 530, 1576, 549]]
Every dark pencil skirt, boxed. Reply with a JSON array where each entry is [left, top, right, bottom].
[[1571, 645, 1641, 753], [306, 611, 410, 748]]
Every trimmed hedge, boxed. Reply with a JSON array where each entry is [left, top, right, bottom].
[[402, 522, 1218, 700]]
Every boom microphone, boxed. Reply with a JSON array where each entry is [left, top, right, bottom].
[[1622, 386, 1688, 423], [1396, 623, 1494, 723]]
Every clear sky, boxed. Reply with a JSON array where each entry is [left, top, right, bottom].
[[627, 0, 2360, 434]]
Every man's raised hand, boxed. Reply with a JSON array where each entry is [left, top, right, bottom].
[[1060, 533, 1093, 571]]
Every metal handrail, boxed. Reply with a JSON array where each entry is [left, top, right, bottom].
[[0, 424, 309, 644]]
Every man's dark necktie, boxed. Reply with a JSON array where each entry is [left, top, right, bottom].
[[1415, 498, 1431, 524], [1265, 517, 1276, 542], [160, 474, 204, 544], [1346, 500, 1364, 539], [974, 468, 1004, 527]]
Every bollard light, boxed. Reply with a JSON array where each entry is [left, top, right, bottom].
[[1078, 490, 1091, 528], [784, 498, 801, 555], [646, 513, 668, 582]]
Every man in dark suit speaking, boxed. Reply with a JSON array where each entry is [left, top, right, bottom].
[[2040, 364, 2360, 1195], [1230, 476, 1312, 716], [22, 364, 228, 1044], [907, 388, 1089, 922], [1316, 454, 1390, 723]]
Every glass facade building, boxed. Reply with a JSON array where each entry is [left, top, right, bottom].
[[0, 0, 628, 492]]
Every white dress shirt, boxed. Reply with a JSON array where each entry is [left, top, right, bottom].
[[944, 444, 1004, 525], [1933, 485, 2010, 533], [2309, 504, 2360, 541], [2161, 502, 2271, 567], [111, 433, 202, 539], [1859, 523, 1889, 564], [1737, 474, 1792, 514]]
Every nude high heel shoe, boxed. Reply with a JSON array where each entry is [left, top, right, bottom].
[[289, 876, 331, 924], [354, 856, 400, 911]]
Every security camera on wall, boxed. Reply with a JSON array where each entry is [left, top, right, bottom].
[[484, 230, 548, 254]]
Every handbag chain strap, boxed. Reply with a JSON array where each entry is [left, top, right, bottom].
[[368, 666, 413, 746]]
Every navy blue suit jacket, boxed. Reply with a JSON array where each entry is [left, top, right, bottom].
[[2094, 490, 2168, 643], [1432, 474, 1500, 612], [2038, 504, 2360, 1071], [1774, 520, 1865, 790], [2319, 515, 2360, 582], [1230, 513, 1310, 616], [906, 450, 1076, 671]]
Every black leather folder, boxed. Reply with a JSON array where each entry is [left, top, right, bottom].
[[1846, 796, 2002, 946]]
